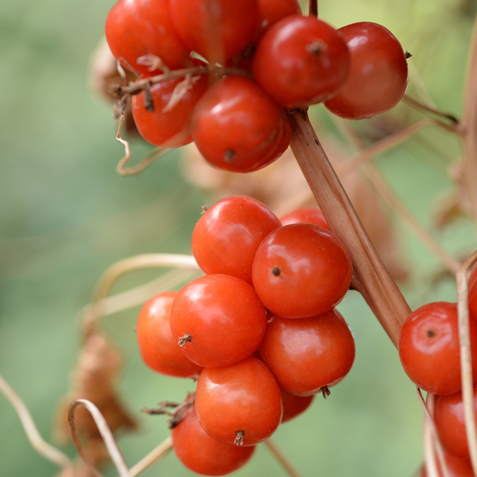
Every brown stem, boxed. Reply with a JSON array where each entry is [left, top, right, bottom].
[[264, 439, 303, 477], [287, 110, 411, 347], [308, 0, 318, 17]]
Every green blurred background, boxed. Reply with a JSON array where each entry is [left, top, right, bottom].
[[1, 0, 476, 476]]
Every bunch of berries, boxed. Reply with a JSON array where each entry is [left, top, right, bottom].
[[137, 195, 355, 475], [105, 0, 409, 174], [398, 268, 477, 476]]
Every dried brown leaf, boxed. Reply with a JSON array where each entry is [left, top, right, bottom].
[[53, 332, 136, 445]]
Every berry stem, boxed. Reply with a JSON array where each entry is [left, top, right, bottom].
[[264, 439, 303, 477], [129, 437, 173, 477], [402, 94, 459, 125], [308, 0, 318, 17], [287, 109, 410, 347]]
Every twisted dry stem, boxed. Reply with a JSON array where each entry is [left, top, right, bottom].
[[288, 110, 411, 347], [82, 253, 200, 337], [68, 399, 131, 477], [0, 373, 72, 469]]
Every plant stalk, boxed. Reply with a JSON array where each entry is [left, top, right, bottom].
[[287, 110, 411, 347]]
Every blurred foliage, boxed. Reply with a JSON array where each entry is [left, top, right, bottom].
[[0, 0, 476, 476]]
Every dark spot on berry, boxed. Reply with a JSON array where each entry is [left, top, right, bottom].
[[271, 266, 281, 276], [427, 329, 436, 338]]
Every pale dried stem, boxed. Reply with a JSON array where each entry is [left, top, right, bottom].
[[128, 436, 173, 477], [80, 269, 198, 320], [288, 110, 410, 347], [82, 254, 200, 336], [459, 14, 477, 225], [402, 95, 459, 125], [115, 116, 170, 176], [0, 373, 72, 469], [68, 399, 131, 477], [335, 119, 431, 177], [417, 390, 449, 477], [456, 251, 477, 475], [362, 164, 461, 274], [264, 439, 303, 477], [335, 118, 461, 274]]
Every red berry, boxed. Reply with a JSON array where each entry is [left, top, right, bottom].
[[399, 302, 477, 395], [192, 196, 281, 285], [255, 0, 302, 39], [434, 388, 477, 459], [259, 311, 355, 395], [195, 357, 283, 446], [169, 274, 267, 368], [324, 22, 408, 119], [252, 15, 350, 108], [191, 76, 289, 173], [136, 292, 203, 378], [131, 67, 208, 148], [172, 403, 255, 476], [280, 388, 315, 423], [252, 224, 353, 318], [169, 0, 259, 64], [105, 0, 190, 73], [280, 206, 330, 230]]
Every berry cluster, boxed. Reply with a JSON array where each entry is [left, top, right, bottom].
[[105, 0, 409, 173], [398, 269, 477, 475], [137, 195, 355, 475]]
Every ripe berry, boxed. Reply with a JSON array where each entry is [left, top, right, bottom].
[[280, 388, 315, 423], [195, 357, 283, 446], [169, 0, 259, 64], [252, 223, 353, 318], [280, 206, 330, 230], [136, 292, 203, 378], [191, 195, 281, 285], [172, 404, 255, 476], [131, 66, 208, 148], [259, 311, 355, 395], [252, 14, 350, 108], [434, 387, 477, 459], [105, 0, 190, 73], [169, 274, 267, 368], [324, 22, 408, 119], [191, 76, 289, 173], [399, 301, 477, 395]]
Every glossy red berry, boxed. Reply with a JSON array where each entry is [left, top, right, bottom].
[[255, 0, 301, 39], [280, 388, 315, 423], [131, 67, 208, 148], [434, 388, 477, 459], [252, 15, 350, 108], [169, 0, 259, 64], [192, 196, 281, 285], [252, 224, 353, 318], [280, 206, 330, 230], [172, 404, 255, 476], [399, 302, 477, 395], [191, 76, 289, 173], [105, 0, 191, 73], [169, 274, 267, 368], [195, 357, 283, 446], [136, 292, 203, 378], [324, 22, 408, 119], [259, 311, 355, 396]]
